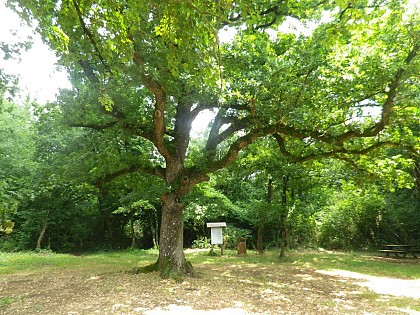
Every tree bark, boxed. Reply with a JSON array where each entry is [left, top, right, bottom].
[[157, 192, 194, 278]]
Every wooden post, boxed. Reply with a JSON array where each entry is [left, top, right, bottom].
[[237, 237, 247, 255]]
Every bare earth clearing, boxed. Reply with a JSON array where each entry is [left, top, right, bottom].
[[1, 254, 419, 315]]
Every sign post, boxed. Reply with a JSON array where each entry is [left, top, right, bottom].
[[206, 222, 227, 255]]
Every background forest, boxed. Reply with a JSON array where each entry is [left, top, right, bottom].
[[1, 0, 420, 257], [1, 97, 419, 253]]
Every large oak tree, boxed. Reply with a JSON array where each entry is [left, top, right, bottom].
[[8, 0, 420, 276]]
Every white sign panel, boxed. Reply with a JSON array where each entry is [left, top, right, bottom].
[[211, 227, 223, 245]]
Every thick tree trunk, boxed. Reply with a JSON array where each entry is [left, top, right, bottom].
[[157, 192, 194, 278]]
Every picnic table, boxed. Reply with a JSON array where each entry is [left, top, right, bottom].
[[379, 244, 418, 258]]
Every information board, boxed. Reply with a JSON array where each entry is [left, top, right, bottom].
[[210, 227, 223, 245]]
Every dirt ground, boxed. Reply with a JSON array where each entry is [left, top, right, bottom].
[[1, 257, 419, 315]]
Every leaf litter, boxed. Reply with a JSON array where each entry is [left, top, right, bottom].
[[0, 255, 419, 315]]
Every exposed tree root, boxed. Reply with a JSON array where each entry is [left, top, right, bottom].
[[160, 258, 195, 282], [129, 259, 196, 282]]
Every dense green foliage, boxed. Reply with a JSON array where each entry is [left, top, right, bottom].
[[0, 92, 420, 251], [1, 1, 419, 270]]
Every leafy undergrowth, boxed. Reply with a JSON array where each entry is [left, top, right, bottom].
[[0, 249, 419, 314]]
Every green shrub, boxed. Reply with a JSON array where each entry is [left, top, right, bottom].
[[191, 236, 211, 249], [223, 226, 252, 249]]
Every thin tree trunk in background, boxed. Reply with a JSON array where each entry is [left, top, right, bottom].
[[280, 175, 289, 258], [414, 160, 420, 197], [96, 186, 111, 248], [257, 223, 264, 254], [257, 177, 273, 254], [150, 215, 159, 249], [130, 212, 136, 248], [36, 209, 50, 251], [267, 177, 273, 203]]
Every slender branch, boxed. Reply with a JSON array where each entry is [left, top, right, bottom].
[[69, 121, 118, 130], [72, 0, 108, 70], [222, 102, 252, 112], [222, 1, 327, 29], [94, 164, 165, 187], [338, 3, 389, 23]]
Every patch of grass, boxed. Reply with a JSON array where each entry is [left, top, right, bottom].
[[186, 249, 281, 266], [360, 294, 420, 313], [1, 248, 418, 279], [386, 297, 420, 312], [0, 297, 14, 306], [0, 251, 74, 274], [288, 250, 420, 279], [0, 249, 157, 275]]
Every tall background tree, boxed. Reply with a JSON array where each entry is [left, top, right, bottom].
[[7, 0, 420, 277], [0, 100, 34, 238]]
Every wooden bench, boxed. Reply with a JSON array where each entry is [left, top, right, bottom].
[[379, 245, 418, 258], [379, 249, 406, 258]]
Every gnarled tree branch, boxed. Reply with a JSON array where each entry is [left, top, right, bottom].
[[94, 164, 165, 187], [273, 133, 398, 163]]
